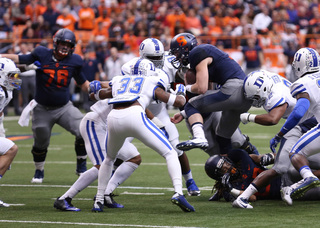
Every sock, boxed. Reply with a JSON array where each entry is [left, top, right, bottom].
[[105, 161, 139, 195], [182, 170, 193, 182], [299, 166, 316, 179], [191, 123, 206, 139], [165, 151, 183, 195], [0, 175, 2, 180], [96, 157, 114, 203], [60, 166, 99, 200], [34, 162, 45, 171], [239, 184, 258, 200]]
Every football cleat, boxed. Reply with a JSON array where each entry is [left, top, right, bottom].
[[92, 201, 104, 212], [208, 191, 222, 201], [171, 193, 195, 212], [104, 194, 124, 208], [76, 159, 87, 176], [0, 199, 10, 207], [186, 179, 201, 196], [176, 138, 208, 151], [31, 169, 44, 184], [281, 186, 293, 206], [232, 197, 253, 209], [54, 197, 81, 211], [290, 176, 320, 199]]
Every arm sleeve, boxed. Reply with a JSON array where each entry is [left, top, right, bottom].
[[280, 98, 310, 135]]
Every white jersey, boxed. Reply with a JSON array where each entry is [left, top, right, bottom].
[[109, 75, 167, 110], [163, 52, 178, 83], [263, 72, 296, 119], [0, 87, 12, 112], [290, 71, 320, 122], [90, 100, 112, 124]]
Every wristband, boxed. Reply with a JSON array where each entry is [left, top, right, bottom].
[[248, 114, 256, 122], [230, 188, 241, 197], [151, 116, 164, 128], [94, 90, 101, 100], [186, 84, 192, 92], [167, 94, 176, 106], [180, 110, 187, 119]]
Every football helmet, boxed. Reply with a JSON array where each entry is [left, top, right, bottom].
[[53, 28, 76, 58], [169, 33, 198, 69], [139, 38, 164, 68], [130, 58, 158, 77], [292, 47, 320, 78], [0, 58, 21, 90], [243, 70, 274, 108], [205, 155, 239, 181]]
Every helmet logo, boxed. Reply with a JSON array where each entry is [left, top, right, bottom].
[[253, 77, 264, 88], [177, 36, 187, 47]]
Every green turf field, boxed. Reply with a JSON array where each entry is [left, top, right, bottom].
[[0, 108, 318, 228]]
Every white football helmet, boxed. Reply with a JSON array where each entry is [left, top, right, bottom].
[[130, 58, 158, 77], [243, 70, 274, 107], [292, 47, 320, 78], [139, 38, 164, 68], [0, 58, 21, 90]]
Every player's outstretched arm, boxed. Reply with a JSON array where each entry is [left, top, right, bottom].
[[155, 85, 186, 108], [0, 54, 20, 64]]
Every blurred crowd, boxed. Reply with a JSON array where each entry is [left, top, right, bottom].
[[2, 0, 320, 114]]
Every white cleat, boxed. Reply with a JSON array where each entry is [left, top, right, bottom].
[[232, 197, 253, 209], [281, 186, 293, 206], [0, 200, 10, 207]]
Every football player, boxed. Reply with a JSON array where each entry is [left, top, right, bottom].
[[1, 29, 90, 183], [121, 38, 200, 196], [0, 58, 21, 207], [169, 33, 252, 155], [91, 59, 195, 213]]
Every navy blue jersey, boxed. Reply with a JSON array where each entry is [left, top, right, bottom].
[[19, 46, 87, 106], [228, 149, 281, 200], [242, 45, 262, 68], [188, 44, 246, 85]]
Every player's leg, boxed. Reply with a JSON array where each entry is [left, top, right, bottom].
[[31, 105, 55, 183], [54, 112, 105, 211], [289, 125, 320, 199], [57, 102, 87, 175]]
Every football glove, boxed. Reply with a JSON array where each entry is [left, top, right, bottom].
[[221, 173, 232, 192], [89, 80, 102, 94], [270, 134, 282, 153], [260, 152, 275, 166], [174, 84, 186, 96], [26, 61, 41, 70]]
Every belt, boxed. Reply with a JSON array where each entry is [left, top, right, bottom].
[[41, 104, 65, 110]]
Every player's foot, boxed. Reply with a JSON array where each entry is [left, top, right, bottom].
[[281, 186, 293, 206], [171, 193, 195, 212], [290, 176, 320, 199], [92, 201, 104, 212], [186, 179, 201, 196], [104, 194, 124, 208], [31, 169, 44, 184], [241, 134, 259, 155], [54, 197, 81, 211], [176, 138, 208, 151], [232, 197, 253, 209], [76, 159, 87, 176], [0, 199, 10, 207]]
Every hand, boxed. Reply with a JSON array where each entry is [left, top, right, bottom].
[[160, 127, 169, 139], [240, 113, 250, 124], [260, 152, 275, 166], [270, 134, 282, 153], [221, 173, 232, 192], [26, 61, 41, 70], [89, 80, 101, 94], [170, 112, 184, 124], [174, 84, 186, 96]]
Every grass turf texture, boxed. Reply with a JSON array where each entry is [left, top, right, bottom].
[[0, 108, 319, 228]]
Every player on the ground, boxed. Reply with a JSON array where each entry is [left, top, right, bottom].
[[1, 28, 90, 183], [169, 33, 252, 155], [121, 38, 200, 196], [0, 58, 21, 206], [91, 59, 195, 213]]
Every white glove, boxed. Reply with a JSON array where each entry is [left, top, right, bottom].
[[240, 113, 256, 124], [25, 61, 41, 71], [173, 84, 186, 96]]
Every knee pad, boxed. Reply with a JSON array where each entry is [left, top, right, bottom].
[[75, 137, 87, 157], [31, 147, 48, 162]]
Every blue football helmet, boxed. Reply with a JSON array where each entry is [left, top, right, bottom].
[[53, 28, 76, 58]]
